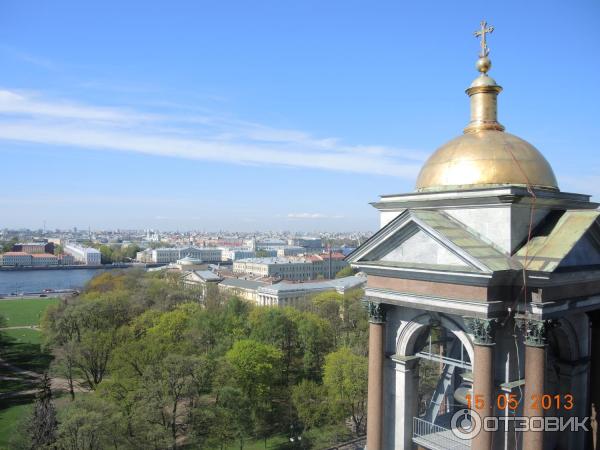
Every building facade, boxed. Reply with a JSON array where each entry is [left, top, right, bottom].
[[277, 246, 305, 257], [288, 237, 322, 249], [64, 244, 102, 265], [13, 242, 53, 254], [233, 254, 349, 281], [222, 248, 256, 261], [31, 253, 58, 266], [0, 252, 32, 266], [150, 247, 222, 264], [256, 275, 366, 307]]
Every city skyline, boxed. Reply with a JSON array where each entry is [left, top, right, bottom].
[[1, 1, 599, 231]]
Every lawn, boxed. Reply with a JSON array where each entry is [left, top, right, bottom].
[[0, 298, 59, 327], [0, 328, 51, 376], [0, 300, 56, 449], [0, 402, 32, 450]]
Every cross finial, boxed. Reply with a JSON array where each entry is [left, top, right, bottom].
[[474, 20, 494, 58]]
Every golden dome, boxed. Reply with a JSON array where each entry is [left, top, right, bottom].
[[415, 22, 559, 192], [415, 130, 559, 192]]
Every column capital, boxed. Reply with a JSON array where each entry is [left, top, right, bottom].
[[365, 300, 387, 324], [465, 317, 497, 345], [516, 317, 556, 347]]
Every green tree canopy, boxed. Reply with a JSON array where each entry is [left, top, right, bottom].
[[323, 347, 368, 435]]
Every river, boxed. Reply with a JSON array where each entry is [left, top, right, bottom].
[[0, 268, 109, 295]]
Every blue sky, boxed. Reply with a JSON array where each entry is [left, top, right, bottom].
[[0, 1, 599, 231]]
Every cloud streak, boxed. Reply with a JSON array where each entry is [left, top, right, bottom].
[[0, 89, 426, 177], [286, 213, 344, 219]]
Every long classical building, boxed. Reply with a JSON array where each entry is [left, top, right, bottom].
[[0, 251, 74, 266], [147, 246, 223, 264], [348, 24, 600, 450], [256, 275, 366, 307], [217, 275, 365, 306], [233, 252, 348, 281]]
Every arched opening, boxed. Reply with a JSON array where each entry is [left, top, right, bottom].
[[394, 314, 473, 450]]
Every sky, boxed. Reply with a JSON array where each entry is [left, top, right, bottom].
[[0, 1, 599, 232]]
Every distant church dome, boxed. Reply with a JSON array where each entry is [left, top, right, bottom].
[[415, 32, 558, 192]]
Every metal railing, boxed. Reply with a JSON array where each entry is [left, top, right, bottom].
[[416, 350, 472, 370], [413, 417, 470, 450]]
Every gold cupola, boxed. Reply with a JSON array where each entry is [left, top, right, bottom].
[[415, 21, 558, 192]]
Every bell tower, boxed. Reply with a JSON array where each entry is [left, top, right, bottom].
[[348, 22, 600, 450]]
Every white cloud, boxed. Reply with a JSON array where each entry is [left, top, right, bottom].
[[0, 88, 426, 177], [286, 213, 344, 219]]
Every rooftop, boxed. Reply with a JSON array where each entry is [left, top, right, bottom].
[[220, 278, 269, 290], [258, 275, 366, 294], [192, 270, 223, 281]]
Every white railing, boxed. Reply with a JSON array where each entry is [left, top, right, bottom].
[[413, 417, 470, 450]]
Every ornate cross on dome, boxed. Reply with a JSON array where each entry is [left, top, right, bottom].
[[474, 20, 494, 57]]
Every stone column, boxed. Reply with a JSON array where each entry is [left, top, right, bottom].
[[519, 318, 549, 450], [466, 318, 497, 450], [393, 355, 420, 449], [590, 313, 600, 450], [366, 301, 386, 450]]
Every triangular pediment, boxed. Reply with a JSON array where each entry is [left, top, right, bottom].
[[377, 224, 469, 268], [348, 209, 519, 274]]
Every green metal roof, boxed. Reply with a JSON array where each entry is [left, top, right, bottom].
[[410, 210, 521, 272], [515, 210, 600, 272]]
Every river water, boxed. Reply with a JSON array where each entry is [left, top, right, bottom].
[[0, 268, 109, 295]]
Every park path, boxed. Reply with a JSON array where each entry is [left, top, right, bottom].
[[0, 355, 88, 400], [0, 325, 40, 331]]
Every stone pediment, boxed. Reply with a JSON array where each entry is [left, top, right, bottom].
[[347, 209, 521, 274], [515, 210, 600, 272]]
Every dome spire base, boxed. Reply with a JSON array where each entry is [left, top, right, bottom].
[[414, 22, 559, 193]]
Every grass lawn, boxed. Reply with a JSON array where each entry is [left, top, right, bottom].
[[0, 298, 59, 327], [0, 402, 32, 450], [0, 328, 51, 375]]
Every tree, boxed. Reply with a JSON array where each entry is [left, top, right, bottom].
[[226, 339, 282, 401], [1, 236, 18, 252], [312, 292, 344, 347], [249, 308, 300, 384], [295, 312, 333, 380], [56, 395, 124, 450], [323, 348, 368, 435], [291, 379, 329, 431], [74, 330, 117, 389], [335, 266, 355, 278], [207, 386, 253, 450], [52, 340, 80, 400], [98, 245, 114, 264], [27, 373, 58, 449], [140, 354, 197, 450]]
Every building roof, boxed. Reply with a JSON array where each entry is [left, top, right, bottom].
[[2, 252, 30, 256], [192, 270, 222, 281], [514, 210, 600, 272], [306, 252, 345, 262], [178, 256, 203, 264], [258, 275, 366, 295], [235, 257, 310, 265], [31, 253, 57, 258], [219, 278, 269, 290]]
